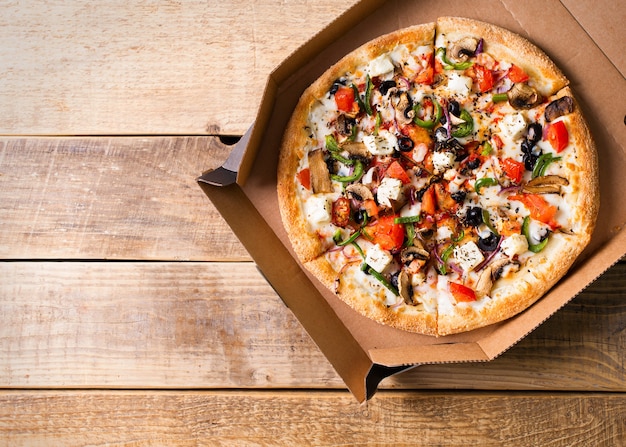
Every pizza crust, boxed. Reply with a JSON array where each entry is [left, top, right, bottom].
[[437, 233, 584, 336], [277, 92, 326, 262], [306, 23, 437, 101], [437, 278, 533, 336], [554, 87, 600, 240]]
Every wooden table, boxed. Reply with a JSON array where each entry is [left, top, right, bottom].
[[1, 1, 624, 445]]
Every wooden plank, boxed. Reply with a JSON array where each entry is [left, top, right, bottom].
[[1, 261, 624, 390], [0, 137, 249, 261], [0, 261, 340, 388], [0, 390, 624, 446], [0, 0, 359, 135]]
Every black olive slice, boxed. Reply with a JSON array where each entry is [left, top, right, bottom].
[[478, 233, 501, 252]]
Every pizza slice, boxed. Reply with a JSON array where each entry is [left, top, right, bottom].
[[426, 19, 598, 334]]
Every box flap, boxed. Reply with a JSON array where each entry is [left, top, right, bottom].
[[559, 0, 625, 78]]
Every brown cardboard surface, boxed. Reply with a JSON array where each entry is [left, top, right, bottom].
[[559, 0, 626, 78], [200, 0, 626, 400]]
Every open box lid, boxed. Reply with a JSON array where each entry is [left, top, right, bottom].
[[199, 0, 626, 402]]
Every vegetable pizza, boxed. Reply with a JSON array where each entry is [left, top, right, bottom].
[[277, 17, 598, 336]]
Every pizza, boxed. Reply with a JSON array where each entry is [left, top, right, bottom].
[[276, 17, 598, 336]]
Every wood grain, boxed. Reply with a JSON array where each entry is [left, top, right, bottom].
[[0, 390, 624, 446], [0, 0, 359, 136], [0, 136, 248, 261], [2, 0, 624, 441], [1, 261, 624, 391], [0, 261, 339, 389]]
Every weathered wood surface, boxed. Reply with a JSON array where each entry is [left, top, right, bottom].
[[1, 261, 624, 390], [1, 0, 624, 444], [0, 137, 247, 261], [1, 390, 624, 447], [0, 0, 360, 136]]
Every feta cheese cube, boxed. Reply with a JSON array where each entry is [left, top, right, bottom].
[[453, 241, 485, 272], [304, 195, 331, 225], [432, 151, 456, 174], [365, 244, 393, 273], [436, 225, 453, 241], [368, 54, 395, 77], [377, 177, 403, 207], [499, 112, 527, 141], [501, 233, 529, 257], [477, 224, 493, 239], [362, 131, 397, 155], [446, 73, 472, 97]]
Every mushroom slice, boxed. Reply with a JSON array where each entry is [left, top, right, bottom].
[[392, 191, 409, 213], [345, 183, 374, 202], [544, 96, 574, 122], [398, 270, 414, 305], [475, 266, 493, 298], [449, 37, 479, 62], [308, 149, 332, 193], [491, 259, 520, 280], [507, 83, 543, 109], [400, 244, 430, 265], [523, 175, 569, 194], [336, 114, 355, 137], [393, 91, 414, 126], [341, 141, 370, 160]]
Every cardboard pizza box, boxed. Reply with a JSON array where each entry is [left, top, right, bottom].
[[199, 0, 626, 402]]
